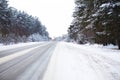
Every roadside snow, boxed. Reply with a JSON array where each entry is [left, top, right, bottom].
[[67, 43, 120, 62], [0, 42, 120, 80], [0, 42, 42, 51], [43, 42, 120, 80]]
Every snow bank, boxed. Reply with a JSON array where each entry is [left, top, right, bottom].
[[64, 42, 120, 62], [0, 42, 42, 51]]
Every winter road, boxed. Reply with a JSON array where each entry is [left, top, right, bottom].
[[0, 42, 57, 80], [0, 42, 120, 80]]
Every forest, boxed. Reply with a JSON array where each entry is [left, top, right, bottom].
[[0, 0, 50, 44], [68, 0, 120, 49], [0, 0, 120, 49]]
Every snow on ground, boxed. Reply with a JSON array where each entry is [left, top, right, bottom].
[[0, 42, 43, 51], [67, 43, 120, 62], [43, 42, 120, 80], [0, 41, 120, 80], [0, 46, 40, 65], [17, 43, 56, 80]]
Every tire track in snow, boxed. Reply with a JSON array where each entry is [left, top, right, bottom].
[[0, 42, 57, 80], [64, 42, 120, 80]]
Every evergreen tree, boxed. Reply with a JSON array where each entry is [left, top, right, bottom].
[[0, 0, 10, 37], [68, 0, 120, 49], [93, 0, 120, 48], [68, 0, 94, 44], [0, 0, 50, 44]]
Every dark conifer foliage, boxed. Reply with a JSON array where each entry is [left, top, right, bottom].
[[0, 0, 50, 44], [68, 0, 120, 49]]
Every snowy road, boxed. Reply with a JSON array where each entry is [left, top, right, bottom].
[[43, 42, 120, 80], [0, 42, 120, 80], [0, 42, 57, 80]]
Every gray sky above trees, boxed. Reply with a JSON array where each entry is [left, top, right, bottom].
[[8, 0, 75, 38]]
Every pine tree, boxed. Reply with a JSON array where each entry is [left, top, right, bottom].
[[0, 0, 50, 44], [68, 0, 120, 49], [0, 0, 10, 37], [68, 0, 94, 44], [93, 0, 120, 48]]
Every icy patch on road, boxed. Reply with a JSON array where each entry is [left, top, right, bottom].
[[17, 43, 56, 80], [0, 46, 39, 64]]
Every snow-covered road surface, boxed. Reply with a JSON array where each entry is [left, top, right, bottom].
[[43, 42, 120, 80], [0, 42, 57, 80], [0, 42, 120, 80]]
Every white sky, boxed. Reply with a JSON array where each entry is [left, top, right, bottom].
[[8, 0, 75, 38]]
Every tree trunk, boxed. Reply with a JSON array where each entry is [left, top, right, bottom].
[[118, 43, 120, 50], [117, 39, 120, 49]]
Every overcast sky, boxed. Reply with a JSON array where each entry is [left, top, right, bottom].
[[8, 0, 75, 38]]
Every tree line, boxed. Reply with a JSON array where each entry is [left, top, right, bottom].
[[68, 0, 120, 49], [0, 0, 50, 44]]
